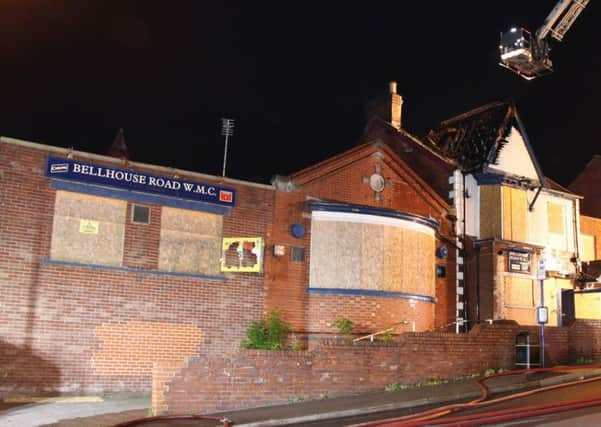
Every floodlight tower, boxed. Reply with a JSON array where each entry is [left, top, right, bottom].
[[221, 118, 235, 177]]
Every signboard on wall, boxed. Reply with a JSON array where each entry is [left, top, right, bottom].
[[79, 219, 99, 234], [221, 237, 263, 273], [46, 156, 236, 207], [508, 250, 531, 274]]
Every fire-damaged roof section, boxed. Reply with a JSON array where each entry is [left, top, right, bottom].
[[426, 101, 515, 172]]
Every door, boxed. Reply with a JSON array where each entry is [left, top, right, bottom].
[[561, 289, 575, 326]]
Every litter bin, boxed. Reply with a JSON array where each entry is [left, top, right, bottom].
[[515, 332, 540, 369]]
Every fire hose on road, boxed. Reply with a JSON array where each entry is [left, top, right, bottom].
[[111, 414, 232, 426], [351, 363, 601, 426]]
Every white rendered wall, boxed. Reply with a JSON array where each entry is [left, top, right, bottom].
[[488, 127, 538, 180]]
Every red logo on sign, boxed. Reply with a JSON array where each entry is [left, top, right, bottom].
[[219, 190, 233, 203]]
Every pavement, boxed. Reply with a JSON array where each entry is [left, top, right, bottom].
[[1, 366, 601, 427]]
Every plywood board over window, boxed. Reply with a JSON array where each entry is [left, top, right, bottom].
[[547, 203, 564, 234], [547, 202, 570, 251], [309, 213, 435, 298], [479, 186, 502, 239], [50, 191, 126, 266], [158, 207, 222, 275], [504, 277, 534, 308], [502, 187, 527, 242], [580, 234, 596, 262]]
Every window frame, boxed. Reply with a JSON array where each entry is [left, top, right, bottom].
[[131, 204, 151, 225]]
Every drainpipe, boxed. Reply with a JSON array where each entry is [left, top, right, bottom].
[[528, 186, 543, 211], [462, 171, 469, 332], [572, 199, 581, 277], [475, 243, 480, 323]]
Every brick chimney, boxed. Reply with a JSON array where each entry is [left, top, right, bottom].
[[366, 81, 404, 131], [389, 81, 403, 130]]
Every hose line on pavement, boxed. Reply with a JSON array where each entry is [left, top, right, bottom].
[[350, 363, 601, 427]]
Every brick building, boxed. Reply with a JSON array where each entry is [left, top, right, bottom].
[[569, 155, 601, 218], [0, 128, 455, 396], [361, 83, 601, 329], [1, 82, 599, 399], [569, 155, 601, 294], [0, 137, 273, 396], [266, 141, 455, 340]]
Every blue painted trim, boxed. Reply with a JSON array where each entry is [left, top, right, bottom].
[[306, 287, 436, 303], [51, 179, 230, 215], [41, 258, 227, 281], [306, 202, 439, 230], [473, 172, 535, 188], [473, 173, 504, 186]]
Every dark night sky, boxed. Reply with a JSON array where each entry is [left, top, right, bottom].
[[1, 1, 599, 186]]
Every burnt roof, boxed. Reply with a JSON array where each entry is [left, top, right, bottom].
[[426, 101, 515, 172]]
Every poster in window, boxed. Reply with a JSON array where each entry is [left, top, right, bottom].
[[221, 237, 263, 273]]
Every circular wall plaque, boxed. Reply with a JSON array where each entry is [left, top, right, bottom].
[[369, 174, 385, 192]]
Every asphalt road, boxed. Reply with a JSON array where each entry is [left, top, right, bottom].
[[437, 380, 601, 426], [289, 380, 601, 426]]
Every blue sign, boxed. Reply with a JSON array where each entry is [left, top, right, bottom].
[[46, 157, 236, 206]]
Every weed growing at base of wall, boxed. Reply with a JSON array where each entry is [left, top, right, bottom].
[[241, 307, 291, 350], [332, 317, 354, 336]]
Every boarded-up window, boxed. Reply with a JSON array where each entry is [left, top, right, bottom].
[[50, 191, 126, 266], [309, 212, 435, 297], [158, 207, 222, 275], [575, 292, 601, 319], [547, 203, 564, 234], [580, 234, 595, 262], [479, 186, 502, 239], [503, 187, 527, 242], [504, 277, 534, 307]]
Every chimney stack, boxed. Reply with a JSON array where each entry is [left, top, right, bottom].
[[389, 81, 403, 130], [364, 81, 405, 131]]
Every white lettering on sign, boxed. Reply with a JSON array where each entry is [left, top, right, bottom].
[[71, 163, 185, 189], [49, 157, 234, 205], [192, 184, 217, 195]]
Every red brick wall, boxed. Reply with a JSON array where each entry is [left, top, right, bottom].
[[156, 323, 578, 414], [570, 156, 601, 218], [267, 143, 456, 334], [123, 204, 161, 269], [293, 146, 443, 218], [434, 248, 456, 331], [264, 191, 310, 330], [306, 294, 434, 337], [568, 319, 601, 359], [0, 140, 272, 396], [361, 119, 456, 200]]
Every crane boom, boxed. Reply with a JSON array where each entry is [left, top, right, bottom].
[[537, 0, 590, 41], [499, 0, 591, 79]]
